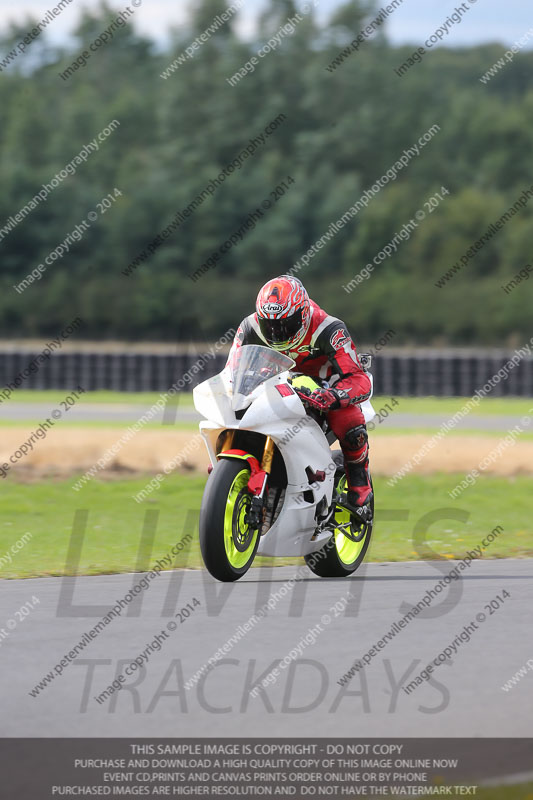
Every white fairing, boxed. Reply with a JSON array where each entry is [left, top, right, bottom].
[[193, 345, 375, 558]]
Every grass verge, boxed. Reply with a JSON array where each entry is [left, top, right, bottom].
[[0, 473, 531, 579], [386, 785, 533, 799]]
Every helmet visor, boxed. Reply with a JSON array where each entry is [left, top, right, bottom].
[[258, 309, 303, 348]]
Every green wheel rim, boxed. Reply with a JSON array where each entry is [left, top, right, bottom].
[[334, 476, 369, 565], [223, 468, 258, 569]]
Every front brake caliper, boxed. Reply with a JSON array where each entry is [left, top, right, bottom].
[[245, 496, 265, 530]]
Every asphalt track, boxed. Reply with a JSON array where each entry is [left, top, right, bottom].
[[2, 560, 532, 737], [0, 402, 524, 430]]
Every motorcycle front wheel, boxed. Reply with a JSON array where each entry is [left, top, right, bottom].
[[199, 459, 260, 582]]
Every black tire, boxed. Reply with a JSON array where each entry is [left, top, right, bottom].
[[305, 463, 374, 578], [199, 458, 260, 582]]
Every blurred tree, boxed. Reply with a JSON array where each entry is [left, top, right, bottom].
[[0, 0, 531, 344]]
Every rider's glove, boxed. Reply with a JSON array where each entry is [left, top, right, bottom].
[[306, 388, 351, 411]]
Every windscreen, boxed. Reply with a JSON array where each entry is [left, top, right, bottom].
[[227, 345, 294, 399]]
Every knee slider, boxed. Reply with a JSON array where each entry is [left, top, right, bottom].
[[344, 424, 368, 451]]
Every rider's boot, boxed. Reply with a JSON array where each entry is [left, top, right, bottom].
[[334, 423, 373, 521], [344, 443, 373, 522], [336, 459, 373, 522], [346, 458, 373, 514]]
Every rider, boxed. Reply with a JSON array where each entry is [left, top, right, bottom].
[[226, 275, 373, 515]]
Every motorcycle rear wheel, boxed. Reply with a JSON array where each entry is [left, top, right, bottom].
[[199, 459, 260, 582], [305, 473, 373, 578]]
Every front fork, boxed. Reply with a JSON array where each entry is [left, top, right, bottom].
[[246, 436, 275, 530], [218, 434, 275, 531]]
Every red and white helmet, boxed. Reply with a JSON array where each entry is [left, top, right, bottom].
[[256, 275, 311, 351]]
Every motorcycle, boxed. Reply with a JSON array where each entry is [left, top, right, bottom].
[[193, 344, 376, 582]]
